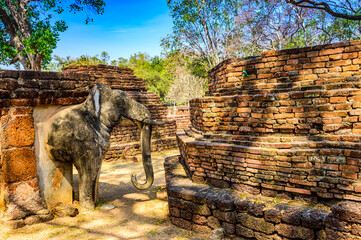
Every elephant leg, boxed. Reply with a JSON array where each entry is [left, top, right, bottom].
[[94, 161, 103, 203], [74, 148, 103, 209]]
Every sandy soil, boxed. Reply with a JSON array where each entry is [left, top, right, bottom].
[[0, 149, 209, 240]]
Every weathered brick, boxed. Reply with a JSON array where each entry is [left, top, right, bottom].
[[1, 114, 35, 149], [2, 147, 37, 183], [276, 223, 314, 239], [237, 213, 275, 234]]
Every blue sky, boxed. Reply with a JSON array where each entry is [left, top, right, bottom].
[[53, 0, 173, 60]]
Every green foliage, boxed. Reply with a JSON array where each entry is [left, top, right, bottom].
[[113, 53, 173, 101], [45, 51, 111, 71], [164, 0, 243, 69], [47, 52, 174, 102], [0, 0, 105, 69]]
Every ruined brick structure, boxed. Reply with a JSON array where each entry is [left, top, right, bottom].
[[62, 65, 177, 160], [0, 65, 177, 227], [167, 106, 191, 130], [166, 40, 361, 239]]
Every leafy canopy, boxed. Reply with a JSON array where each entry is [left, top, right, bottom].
[[0, 0, 105, 70]]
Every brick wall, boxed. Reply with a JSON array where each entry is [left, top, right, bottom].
[[0, 70, 91, 226], [62, 64, 147, 91], [0, 65, 176, 226], [207, 41, 361, 97], [167, 106, 191, 130], [177, 40, 361, 203], [165, 155, 361, 239]]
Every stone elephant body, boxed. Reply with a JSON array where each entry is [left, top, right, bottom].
[[44, 84, 162, 209]]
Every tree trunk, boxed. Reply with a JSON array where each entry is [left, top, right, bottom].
[[1, 0, 42, 70]]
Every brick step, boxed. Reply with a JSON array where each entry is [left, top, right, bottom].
[[184, 128, 361, 143], [178, 131, 361, 158], [207, 87, 361, 98], [224, 74, 361, 86], [212, 82, 361, 96], [206, 139, 361, 150], [247, 82, 360, 91]]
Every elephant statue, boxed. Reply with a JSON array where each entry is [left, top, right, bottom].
[[44, 84, 163, 209]]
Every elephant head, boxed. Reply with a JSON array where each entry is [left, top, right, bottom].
[[45, 84, 163, 209], [85, 84, 163, 190]]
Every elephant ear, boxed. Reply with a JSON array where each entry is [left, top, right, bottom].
[[86, 85, 101, 118]]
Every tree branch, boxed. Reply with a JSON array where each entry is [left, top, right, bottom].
[[287, 0, 361, 20]]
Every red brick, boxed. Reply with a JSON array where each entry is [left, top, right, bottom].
[[315, 163, 339, 171], [339, 165, 359, 172], [343, 52, 358, 59], [330, 97, 347, 103], [3, 147, 37, 183], [274, 113, 294, 119], [319, 48, 343, 56], [303, 62, 325, 69], [335, 103, 351, 110], [342, 172, 358, 180], [287, 59, 298, 65], [1, 114, 35, 149], [343, 65, 359, 71], [306, 51, 318, 57], [285, 187, 311, 195], [326, 59, 352, 67], [237, 108, 251, 113], [320, 111, 348, 118], [290, 179, 317, 187], [311, 56, 329, 62]]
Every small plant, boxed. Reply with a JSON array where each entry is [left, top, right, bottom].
[[242, 70, 249, 77], [95, 201, 108, 209]]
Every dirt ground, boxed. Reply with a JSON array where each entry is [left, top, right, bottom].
[[0, 149, 210, 240]]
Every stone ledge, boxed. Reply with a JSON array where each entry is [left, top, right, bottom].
[[165, 155, 361, 239], [176, 127, 361, 202]]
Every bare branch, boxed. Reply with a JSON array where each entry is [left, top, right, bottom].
[[287, 0, 361, 20]]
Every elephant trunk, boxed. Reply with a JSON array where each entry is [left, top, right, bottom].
[[131, 123, 154, 190]]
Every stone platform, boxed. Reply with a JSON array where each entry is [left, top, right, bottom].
[[167, 40, 361, 238], [165, 155, 361, 239]]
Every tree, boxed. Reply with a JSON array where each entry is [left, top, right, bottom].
[[165, 65, 207, 105], [163, 0, 244, 70], [238, 0, 361, 56], [286, 0, 361, 20], [48, 52, 173, 101], [45, 51, 110, 71], [0, 0, 105, 70], [120, 53, 172, 100]]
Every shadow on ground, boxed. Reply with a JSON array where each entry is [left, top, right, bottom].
[[0, 149, 209, 240]]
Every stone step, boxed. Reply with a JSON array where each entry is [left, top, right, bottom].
[[211, 82, 361, 96], [165, 154, 361, 239]]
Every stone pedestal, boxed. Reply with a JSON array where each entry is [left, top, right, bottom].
[[33, 106, 73, 208]]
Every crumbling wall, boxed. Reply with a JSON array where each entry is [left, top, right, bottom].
[[165, 155, 361, 239], [169, 40, 361, 238], [167, 106, 191, 130], [178, 40, 361, 202]]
